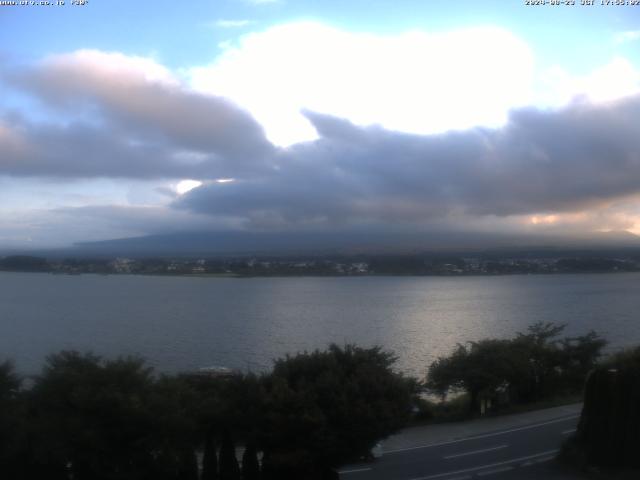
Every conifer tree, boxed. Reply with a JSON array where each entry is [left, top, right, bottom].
[[219, 431, 241, 480], [241, 441, 260, 480], [201, 431, 219, 480], [178, 448, 199, 480]]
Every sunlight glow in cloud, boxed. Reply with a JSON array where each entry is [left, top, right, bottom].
[[629, 223, 640, 235], [530, 214, 558, 225], [189, 22, 535, 146], [175, 179, 203, 195]]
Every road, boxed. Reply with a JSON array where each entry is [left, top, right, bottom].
[[339, 408, 583, 480]]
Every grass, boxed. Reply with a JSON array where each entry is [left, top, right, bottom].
[[409, 391, 583, 427]]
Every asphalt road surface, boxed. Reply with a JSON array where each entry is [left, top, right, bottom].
[[339, 412, 581, 480]]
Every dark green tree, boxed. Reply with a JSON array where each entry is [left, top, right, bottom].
[[201, 430, 219, 480], [177, 448, 199, 480], [260, 344, 414, 474], [428, 339, 516, 413], [0, 360, 25, 478], [241, 440, 260, 480], [219, 430, 241, 480], [574, 346, 640, 468], [512, 322, 566, 401], [558, 331, 607, 391], [148, 375, 200, 466], [427, 323, 606, 413], [0, 255, 49, 272], [27, 351, 193, 480]]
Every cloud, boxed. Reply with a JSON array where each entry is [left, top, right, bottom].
[[175, 94, 640, 234], [244, 0, 280, 4], [536, 58, 640, 107], [0, 204, 233, 248], [0, 174, 236, 247], [2, 50, 274, 178], [2, 33, 640, 246], [614, 30, 640, 44], [213, 19, 255, 28], [189, 22, 535, 146]]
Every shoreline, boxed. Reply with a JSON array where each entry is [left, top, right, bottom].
[[2, 269, 640, 279]]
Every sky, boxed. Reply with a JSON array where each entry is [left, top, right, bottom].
[[1, 0, 640, 249]]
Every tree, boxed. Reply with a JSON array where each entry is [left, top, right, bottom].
[[513, 322, 566, 401], [0, 360, 20, 400], [573, 346, 640, 469], [427, 339, 516, 413], [27, 351, 191, 480], [201, 430, 219, 480], [0, 360, 25, 478], [177, 448, 199, 480], [219, 430, 241, 480], [558, 331, 607, 391], [241, 441, 260, 480], [0, 255, 49, 272], [148, 375, 200, 479], [260, 344, 414, 474], [427, 323, 606, 413], [512, 323, 605, 401]]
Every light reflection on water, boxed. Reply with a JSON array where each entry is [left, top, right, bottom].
[[1, 272, 639, 378]]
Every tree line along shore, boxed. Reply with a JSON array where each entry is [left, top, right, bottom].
[[4, 253, 640, 277]]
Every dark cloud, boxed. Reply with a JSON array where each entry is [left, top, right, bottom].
[[1, 51, 275, 178], [177, 95, 640, 229], [0, 117, 205, 178], [3, 50, 640, 237], [0, 204, 229, 248]]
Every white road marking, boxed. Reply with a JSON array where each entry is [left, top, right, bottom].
[[531, 455, 555, 464], [384, 415, 579, 454], [561, 428, 576, 435], [408, 449, 559, 480], [338, 467, 372, 474], [521, 454, 555, 467], [477, 465, 514, 476], [443, 445, 508, 459]]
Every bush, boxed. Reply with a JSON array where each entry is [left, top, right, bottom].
[[260, 344, 415, 471], [574, 347, 640, 469], [426, 323, 606, 414]]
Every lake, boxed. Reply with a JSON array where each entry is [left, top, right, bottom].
[[1, 271, 639, 378]]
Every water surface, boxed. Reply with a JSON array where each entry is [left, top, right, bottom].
[[1, 272, 638, 377]]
